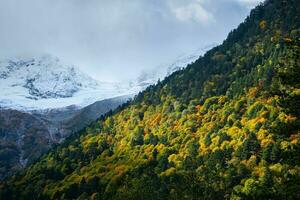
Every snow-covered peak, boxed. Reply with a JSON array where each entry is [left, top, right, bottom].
[[0, 55, 132, 110], [0, 55, 99, 100]]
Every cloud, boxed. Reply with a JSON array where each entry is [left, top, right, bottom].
[[234, 0, 263, 7], [168, 0, 215, 24], [0, 0, 262, 82]]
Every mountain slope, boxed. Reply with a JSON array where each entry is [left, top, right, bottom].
[[0, 95, 131, 180], [1, 0, 300, 199], [0, 46, 212, 181]]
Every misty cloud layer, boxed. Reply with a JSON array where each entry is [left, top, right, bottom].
[[0, 0, 263, 82]]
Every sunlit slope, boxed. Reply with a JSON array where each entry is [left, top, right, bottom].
[[1, 0, 300, 199]]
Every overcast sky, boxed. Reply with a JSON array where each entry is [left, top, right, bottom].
[[0, 0, 263, 82]]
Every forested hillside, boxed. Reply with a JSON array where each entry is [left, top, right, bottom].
[[1, 0, 300, 199]]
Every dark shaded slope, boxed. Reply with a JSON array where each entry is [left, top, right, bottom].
[[0, 109, 51, 180], [61, 95, 132, 134], [0, 96, 131, 180]]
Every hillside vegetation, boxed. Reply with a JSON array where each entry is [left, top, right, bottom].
[[1, 0, 300, 199]]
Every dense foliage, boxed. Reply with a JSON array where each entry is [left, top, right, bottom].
[[1, 0, 300, 199]]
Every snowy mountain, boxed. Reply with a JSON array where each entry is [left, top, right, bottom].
[[0, 45, 216, 111], [0, 55, 132, 110], [132, 43, 218, 90]]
